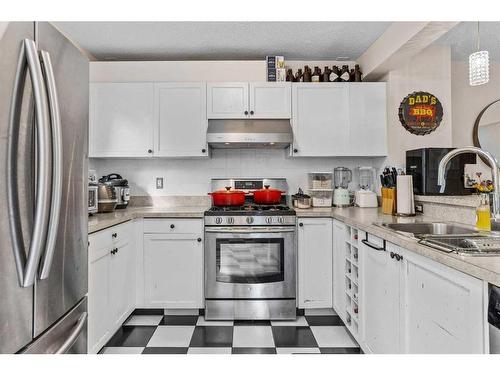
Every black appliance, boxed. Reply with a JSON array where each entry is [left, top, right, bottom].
[[406, 148, 476, 195]]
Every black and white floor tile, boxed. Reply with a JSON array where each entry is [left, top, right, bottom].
[[99, 309, 361, 355]]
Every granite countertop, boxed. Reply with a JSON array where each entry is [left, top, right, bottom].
[[296, 206, 500, 286], [88, 205, 208, 234], [89, 204, 500, 286]]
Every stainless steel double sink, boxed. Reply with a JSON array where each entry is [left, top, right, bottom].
[[375, 222, 500, 256]]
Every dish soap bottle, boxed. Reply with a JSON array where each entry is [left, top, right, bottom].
[[476, 193, 491, 231]]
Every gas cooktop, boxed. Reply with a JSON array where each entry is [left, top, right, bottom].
[[205, 204, 295, 216]]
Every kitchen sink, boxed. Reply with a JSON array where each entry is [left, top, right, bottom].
[[419, 235, 500, 256], [378, 222, 478, 237]]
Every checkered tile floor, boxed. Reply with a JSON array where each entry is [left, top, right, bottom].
[[99, 309, 361, 354]]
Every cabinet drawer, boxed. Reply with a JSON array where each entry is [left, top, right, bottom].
[[89, 221, 132, 256], [143, 219, 203, 234]]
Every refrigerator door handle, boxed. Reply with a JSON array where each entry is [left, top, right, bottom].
[[7, 39, 52, 288], [55, 312, 87, 354], [38, 50, 62, 280]]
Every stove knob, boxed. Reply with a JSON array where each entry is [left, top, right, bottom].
[[265, 217, 273, 224], [277, 216, 284, 224], [226, 217, 235, 224], [215, 217, 223, 224], [246, 217, 254, 224]]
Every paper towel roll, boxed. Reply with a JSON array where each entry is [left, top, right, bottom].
[[397, 175, 415, 215]]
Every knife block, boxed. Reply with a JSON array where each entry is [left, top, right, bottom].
[[381, 187, 397, 215]]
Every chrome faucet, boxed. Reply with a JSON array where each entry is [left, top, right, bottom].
[[437, 146, 500, 230]]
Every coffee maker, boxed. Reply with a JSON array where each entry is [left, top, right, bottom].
[[333, 167, 352, 207]]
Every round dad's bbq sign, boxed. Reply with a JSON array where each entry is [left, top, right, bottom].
[[398, 91, 443, 135]]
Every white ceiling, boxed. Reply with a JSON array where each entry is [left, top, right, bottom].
[[434, 22, 500, 61], [53, 22, 391, 61]]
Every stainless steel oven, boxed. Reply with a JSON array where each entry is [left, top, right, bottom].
[[205, 224, 296, 320]]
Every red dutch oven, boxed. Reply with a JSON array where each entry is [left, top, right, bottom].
[[208, 186, 246, 207], [253, 185, 284, 205]]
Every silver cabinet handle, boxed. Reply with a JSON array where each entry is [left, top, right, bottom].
[[39, 50, 63, 280], [7, 39, 52, 287], [55, 312, 87, 354]]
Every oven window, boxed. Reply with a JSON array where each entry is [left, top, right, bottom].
[[216, 238, 284, 283]]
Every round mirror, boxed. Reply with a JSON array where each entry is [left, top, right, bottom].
[[473, 99, 500, 162]]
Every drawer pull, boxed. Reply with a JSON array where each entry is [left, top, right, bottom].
[[197, 237, 202, 242], [362, 239, 385, 251], [112, 232, 117, 238], [170, 224, 175, 229]]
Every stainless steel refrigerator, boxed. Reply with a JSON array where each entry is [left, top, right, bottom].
[[0, 22, 88, 354]]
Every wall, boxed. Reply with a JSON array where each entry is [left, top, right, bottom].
[[451, 61, 500, 148], [381, 45, 453, 167], [91, 150, 381, 196], [90, 60, 357, 83]]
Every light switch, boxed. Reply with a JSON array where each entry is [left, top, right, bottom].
[[156, 177, 164, 189]]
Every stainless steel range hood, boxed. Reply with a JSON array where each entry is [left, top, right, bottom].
[[207, 119, 293, 149]]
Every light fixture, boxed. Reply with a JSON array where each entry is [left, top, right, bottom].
[[469, 21, 489, 86]]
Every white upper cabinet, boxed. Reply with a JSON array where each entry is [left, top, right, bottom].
[[207, 82, 249, 119], [154, 83, 208, 157], [291, 83, 349, 156], [297, 218, 333, 308], [89, 83, 154, 157], [291, 82, 387, 157], [249, 83, 291, 119], [207, 82, 291, 119], [349, 83, 387, 156]]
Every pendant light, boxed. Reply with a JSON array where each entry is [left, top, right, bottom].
[[469, 21, 489, 86]]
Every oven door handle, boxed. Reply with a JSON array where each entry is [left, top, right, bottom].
[[205, 227, 296, 234]]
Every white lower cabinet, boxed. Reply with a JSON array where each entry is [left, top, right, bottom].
[[360, 233, 401, 354], [88, 221, 135, 354], [332, 220, 347, 320], [359, 231, 486, 354], [401, 248, 485, 354], [297, 218, 332, 308], [143, 219, 204, 308]]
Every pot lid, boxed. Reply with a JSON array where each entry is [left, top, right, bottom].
[[99, 173, 129, 186], [254, 185, 283, 193], [212, 186, 246, 194]]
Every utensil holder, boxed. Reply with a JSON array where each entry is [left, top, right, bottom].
[[381, 187, 397, 215]]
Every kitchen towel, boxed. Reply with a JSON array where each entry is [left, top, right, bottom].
[[396, 175, 415, 215]]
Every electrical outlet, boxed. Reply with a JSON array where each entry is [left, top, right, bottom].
[[156, 177, 164, 189]]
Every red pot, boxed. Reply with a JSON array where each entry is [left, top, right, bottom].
[[253, 185, 284, 205], [208, 187, 246, 207]]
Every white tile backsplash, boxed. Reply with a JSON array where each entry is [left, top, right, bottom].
[[91, 149, 384, 196]]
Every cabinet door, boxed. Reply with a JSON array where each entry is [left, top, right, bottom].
[[349, 83, 387, 156], [109, 242, 134, 326], [361, 237, 401, 354], [88, 249, 111, 354], [249, 83, 291, 119], [89, 83, 154, 157], [207, 83, 249, 119], [144, 234, 203, 308], [401, 249, 485, 354], [154, 83, 208, 157], [332, 220, 347, 320], [298, 218, 333, 308], [291, 83, 349, 157]]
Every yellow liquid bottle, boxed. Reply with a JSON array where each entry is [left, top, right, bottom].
[[476, 194, 491, 231]]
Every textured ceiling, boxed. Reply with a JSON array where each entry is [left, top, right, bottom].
[[434, 21, 500, 61], [53, 22, 391, 61]]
